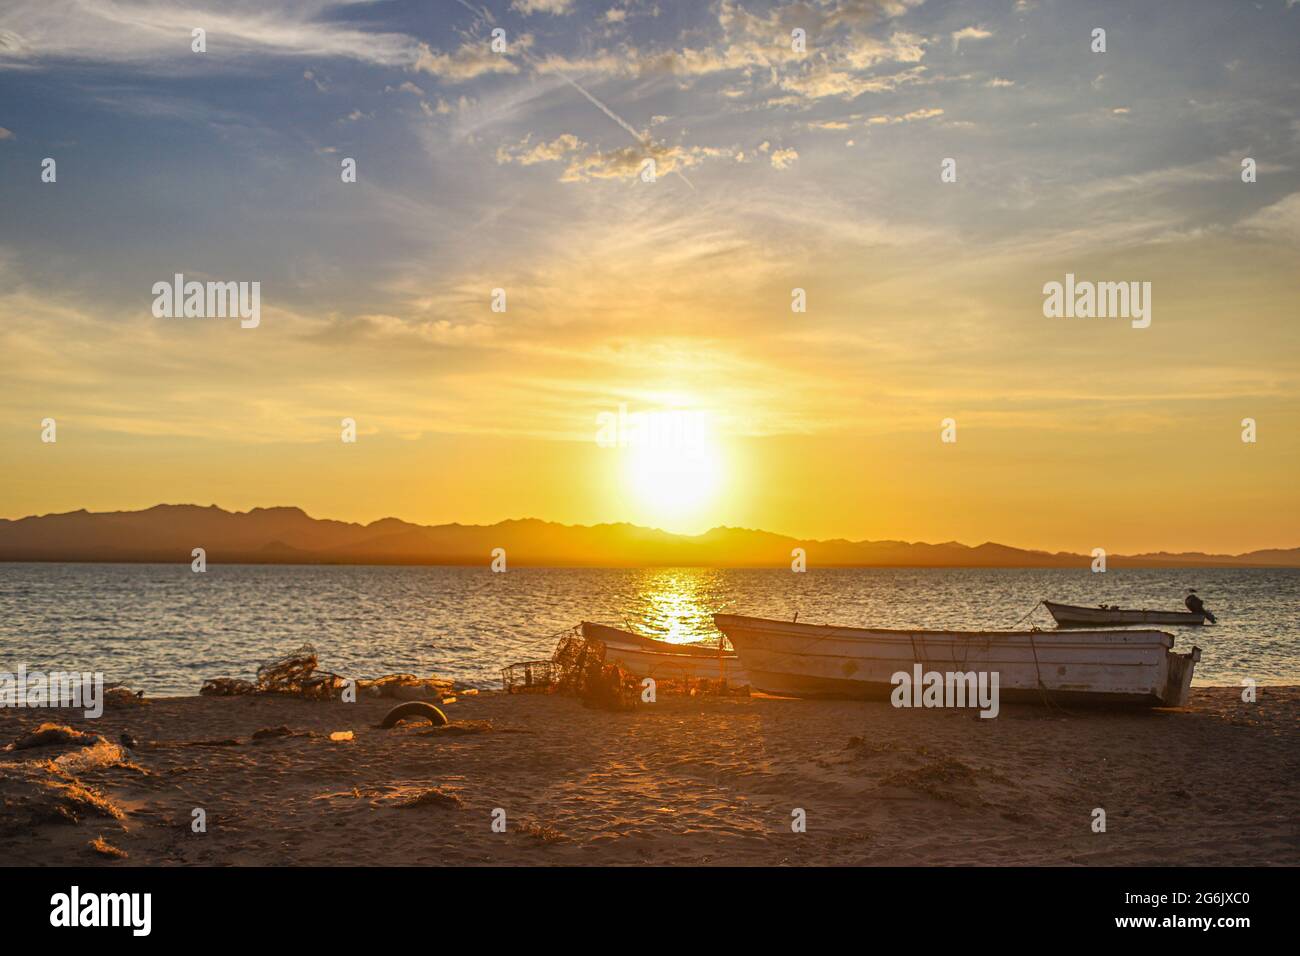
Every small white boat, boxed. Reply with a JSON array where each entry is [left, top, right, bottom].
[[580, 622, 748, 685], [1044, 600, 1209, 627], [714, 613, 1199, 707]]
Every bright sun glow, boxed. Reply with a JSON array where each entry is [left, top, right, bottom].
[[621, 407, 724, 533]]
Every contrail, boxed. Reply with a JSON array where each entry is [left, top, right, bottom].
[[445, 0, 694, 189]]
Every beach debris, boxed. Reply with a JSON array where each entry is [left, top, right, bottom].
[[379, 701, 449, 729], [0, 759, 127, 832], [33, 777, 126, 824], [55, 739, 132, 773], [507, 631, 639, 709], [501, 629, 597, 695], [2, 726, 138, 777], [89, 835, 128, 859], [328, 731, 354, 742], [7, 723, 105, 752], [0, 725, 142, 839], [555, 631, 603, 695], [314, 782, 466, 811], [104, 685, 147, 708], [501, 660, 559, 694], [655, 677, 750, 698], [200, 645, 465, 701], [441, 696, 457, 705], [251, 725, 294, 741], [364, 674, 456, 700], [257, 644, 328, 693], [503, 627, 746, 703], [177, 737, 241, 748], [200, 677, 255, 696], [581, 663, 641, 712]]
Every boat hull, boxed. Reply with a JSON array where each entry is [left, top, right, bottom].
[[580, 622, 748, 685], [1044, 601, 1207, 627], [714, 614, 1199, 707]]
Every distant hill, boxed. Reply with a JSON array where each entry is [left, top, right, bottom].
[[1, 504, 1297, 569]]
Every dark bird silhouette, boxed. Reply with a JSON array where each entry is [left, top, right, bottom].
[[1185, 589, 1217, 624]]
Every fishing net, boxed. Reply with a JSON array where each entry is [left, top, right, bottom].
[[579, 661, 641, 711], [501, 625, 747, 703], [553, 631, 605, 694], [501, 627, 599, 695], [500, 660, 559, 694], [502, 629, 637, 708], [256, 644, 324, 693]]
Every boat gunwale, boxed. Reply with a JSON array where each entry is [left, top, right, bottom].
[[1042, 599, 1205, 621], [602, 643, 742, 662], [713, 612, 1175, 645], [581, 621, 737, 658]]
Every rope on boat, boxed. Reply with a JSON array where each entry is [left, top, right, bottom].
[[1026, 626, 1076, 718], [1010, 600, 1045, 630], [1027, 629, 1045, 689], [520, 624, 582, 647], [1007, 601, 1078, 715]]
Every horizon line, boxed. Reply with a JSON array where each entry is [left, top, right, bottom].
[[3, 501, 1298, 561]]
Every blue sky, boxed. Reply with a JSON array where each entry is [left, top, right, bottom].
[[3, 0, 1295, 316]]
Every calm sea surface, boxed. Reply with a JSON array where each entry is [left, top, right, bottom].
[[1, 563, 1295, 695]]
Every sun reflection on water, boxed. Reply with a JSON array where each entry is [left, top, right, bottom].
[[630, 568, 727, 647]]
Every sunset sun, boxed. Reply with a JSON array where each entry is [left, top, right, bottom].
[[626, 439, 723, 527], [618, 406, 724, 532]]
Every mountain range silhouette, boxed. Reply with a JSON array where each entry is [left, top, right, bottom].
[[2, 504, 1297, 568]]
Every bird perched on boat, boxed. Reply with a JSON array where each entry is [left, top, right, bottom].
[[1185, 589, 1217, 624]]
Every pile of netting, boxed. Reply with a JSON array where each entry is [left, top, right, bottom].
[[201, 644, 458, 701], [501, 628, 589, 696], [502, 627, 744, 710]]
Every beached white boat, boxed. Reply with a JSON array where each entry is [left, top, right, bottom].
[[1044, 600, 1209, 627], [713, 613, 1199, 707], [580, 622, 748, 685]]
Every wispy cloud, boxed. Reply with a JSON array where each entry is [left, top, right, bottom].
[[511, 0, 575, 14], [950, 25, 992, 50], [1238, 191, 1300, 243], [0, 0, 429, 70]]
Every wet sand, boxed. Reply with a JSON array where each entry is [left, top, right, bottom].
[[2, 687, 1295, 866]]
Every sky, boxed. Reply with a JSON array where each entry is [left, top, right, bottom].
[[1, 0, 1298, 554]]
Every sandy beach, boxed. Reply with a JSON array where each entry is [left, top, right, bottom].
[[2, 686, 1295, 866]]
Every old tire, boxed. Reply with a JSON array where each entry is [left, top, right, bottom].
[[380, 701, 449, 729]]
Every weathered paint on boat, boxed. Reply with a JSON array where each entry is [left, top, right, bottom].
[[713, 613, 1200, 707], [1044, 600, 1208, 627], [580, 622, 749, 685]]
